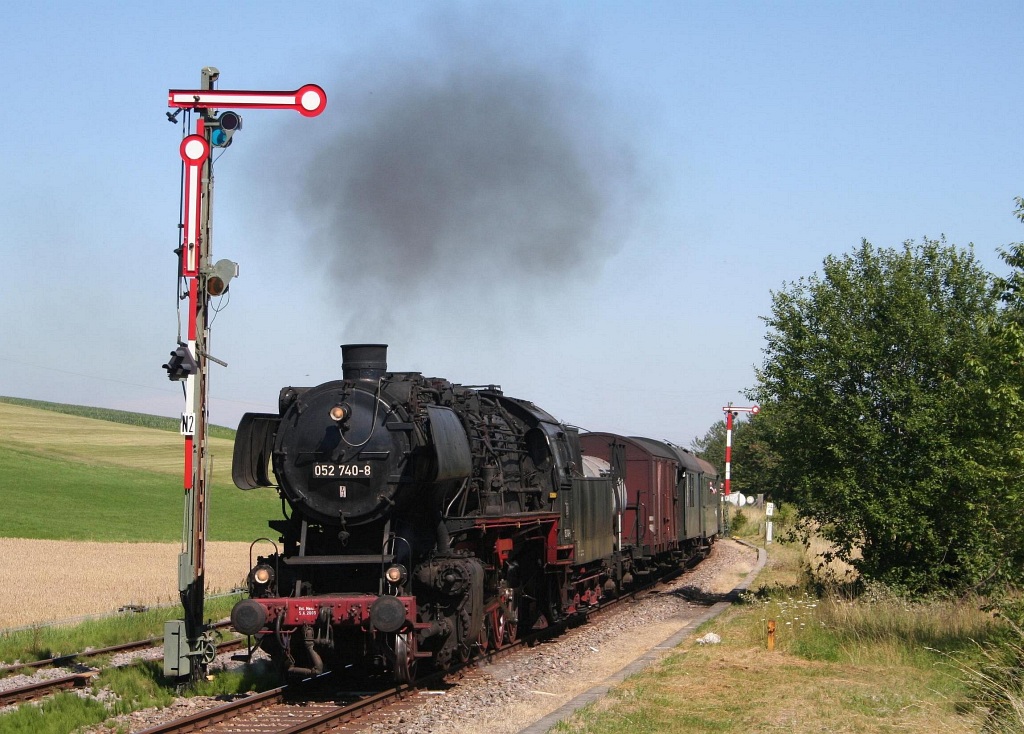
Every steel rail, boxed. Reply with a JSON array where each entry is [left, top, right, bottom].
[[126, 555, 709, 733], [0, 672, 95, 707], [0, 621, 236, 677], [135, 685, 291, 734], [0, 637, 244, 707], [129, 584, 674, 733], [0, 638, 245, 708]]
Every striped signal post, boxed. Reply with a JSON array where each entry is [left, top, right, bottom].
[[721, 403, 758, 537], [162, 68, 326, 682], [721, 403, 759, 497]]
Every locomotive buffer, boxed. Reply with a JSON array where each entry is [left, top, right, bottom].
[[162, 67, 326, 681]]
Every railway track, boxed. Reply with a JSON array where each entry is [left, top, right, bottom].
[[0, 631, 244, 707], [0, 672, 96, 707], [135, 682, 406, 734], [129, 570, 689, 734], [134, 636, 543, 734], [0, 636, 166, 678], [3, 547, 736, 731], [0, 620, 235, 678]]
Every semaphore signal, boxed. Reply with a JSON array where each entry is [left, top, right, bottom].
[[167, 84, 327, 116], [721, 403, 759, 497], [162, 67, 326, 683]]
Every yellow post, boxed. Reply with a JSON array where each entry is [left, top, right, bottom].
[[767, 619, 776, 651]]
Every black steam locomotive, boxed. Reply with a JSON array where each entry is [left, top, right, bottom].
[[229, 344, 719, 682]]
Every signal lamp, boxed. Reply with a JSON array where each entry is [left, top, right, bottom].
[[206, 258, 238, 296], [220, 110, 242, 130], [210, 110, 243, 148]]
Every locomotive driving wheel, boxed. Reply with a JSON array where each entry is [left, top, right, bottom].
[[489, 601, 519, 649], [488, 607, 506, 649], [504, 603, 518, 646], [392, 631, 417, 684], [493, 588, 519, 648], [477, 620, 489, 653]]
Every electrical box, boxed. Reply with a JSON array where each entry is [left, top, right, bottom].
[[163, 620, 191, 678]]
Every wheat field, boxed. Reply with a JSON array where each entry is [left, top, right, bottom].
[[0, 538, 253, 629]]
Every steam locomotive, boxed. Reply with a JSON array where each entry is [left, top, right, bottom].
[[229, 344, 721, 682]]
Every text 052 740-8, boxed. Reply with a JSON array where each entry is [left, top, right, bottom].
[[313, 463, 372, 478]]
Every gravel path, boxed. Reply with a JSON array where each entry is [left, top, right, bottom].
[[358, 538, 760, 734]]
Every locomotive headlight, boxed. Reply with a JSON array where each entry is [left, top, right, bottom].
[[384, 564, 407, 586], [329, 404, 350, 423], [250, 564, 275, 586]]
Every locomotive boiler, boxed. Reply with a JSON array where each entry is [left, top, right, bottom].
[[229, 344, 613, 682]]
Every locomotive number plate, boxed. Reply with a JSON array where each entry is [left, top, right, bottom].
[[313, 463, 371, 478]]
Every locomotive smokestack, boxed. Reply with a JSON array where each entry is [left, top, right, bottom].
[[342, 344, 388, 381]]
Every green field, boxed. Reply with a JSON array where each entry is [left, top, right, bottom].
[[0, 396, 237, 439], [0, 398, 279, 542]]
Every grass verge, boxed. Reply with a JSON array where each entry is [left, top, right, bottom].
[[553, 540, 1002, 733], [0, 595, 242, 668], [0, 656, 282, 734], [0, 692, 110, 734]]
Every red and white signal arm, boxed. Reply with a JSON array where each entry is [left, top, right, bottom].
[[167, 84, 327, 117], [722, 404, 760, 415], [178, 135, 209, 276]]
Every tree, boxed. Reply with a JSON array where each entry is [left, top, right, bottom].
[[751, 237, 1011, 594], [691, 420, 728, 476], [973, 199, 1024, 586]]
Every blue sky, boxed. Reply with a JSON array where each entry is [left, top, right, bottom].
[[1, 1, 1022, 447]]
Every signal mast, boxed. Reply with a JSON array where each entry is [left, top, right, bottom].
[[161, 67, 326, 681], [721, 402, 759, 497]]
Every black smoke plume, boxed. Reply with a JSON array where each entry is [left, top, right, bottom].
[[288, 38, 634, 336]]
